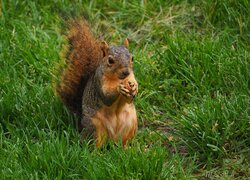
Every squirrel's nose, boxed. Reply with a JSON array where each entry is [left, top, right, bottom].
[[122, 70, 130, 77], [119, 70, 130, 79]]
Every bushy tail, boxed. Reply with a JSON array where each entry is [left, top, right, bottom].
[[56, 20, 101, 116]]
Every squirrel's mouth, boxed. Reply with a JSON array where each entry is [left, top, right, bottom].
[[118, 74, 129, 80], [118, 69, 130, 80], [118, 75, 127, 80]]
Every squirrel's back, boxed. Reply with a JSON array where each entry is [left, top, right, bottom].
[[56, 20, 101, 115]]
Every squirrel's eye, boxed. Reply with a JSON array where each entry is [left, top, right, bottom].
[[131, 56, 134, 62], [108, 57, 114, 65]]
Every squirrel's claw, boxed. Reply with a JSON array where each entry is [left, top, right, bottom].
[[129, 82, 138, 97], [119, 81, 138, 99], [119, 84, 133, 98]]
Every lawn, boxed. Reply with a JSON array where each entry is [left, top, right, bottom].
[[0, 0, 249, 179]]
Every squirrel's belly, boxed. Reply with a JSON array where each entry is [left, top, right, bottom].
[[107, 104, 137, 140], [94, 103, 137, 141], [116, 104, 137, 136]]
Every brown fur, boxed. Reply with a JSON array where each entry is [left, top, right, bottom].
[[56, 20, 138, 148], [56, 20, 101, 115], [93, 73, 138, 148]]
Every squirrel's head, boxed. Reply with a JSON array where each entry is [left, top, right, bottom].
[[100, 39, 134, 80]]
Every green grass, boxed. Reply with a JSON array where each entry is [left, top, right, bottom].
[[1, 0, 249, 179]]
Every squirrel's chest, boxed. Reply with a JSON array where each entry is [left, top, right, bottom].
[[92, 96, 136, 140]]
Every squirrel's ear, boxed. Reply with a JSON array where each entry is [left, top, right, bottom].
[[124, 38, 129, 48], [101, 41, 109, 57]]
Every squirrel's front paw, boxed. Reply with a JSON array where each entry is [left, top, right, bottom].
[[119, 81, 138, 98], [127, 81, 138, 97]]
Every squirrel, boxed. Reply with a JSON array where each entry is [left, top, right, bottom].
[[56, 20, 138, 148]]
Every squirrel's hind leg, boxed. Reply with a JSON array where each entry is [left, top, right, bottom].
[[122, 122, 137, 149], [91, 117, 107, 148]]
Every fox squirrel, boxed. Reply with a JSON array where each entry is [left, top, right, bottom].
[[56, 20, 138, 148]]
